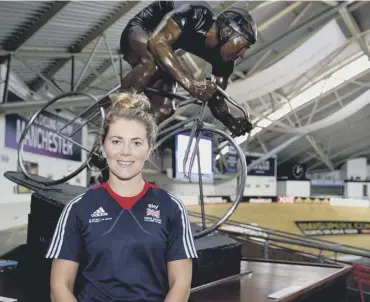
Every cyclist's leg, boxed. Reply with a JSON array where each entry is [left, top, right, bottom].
[[90, 27, 153, 177], [146, 72, 177, 124], [120, 26, 159, 91]]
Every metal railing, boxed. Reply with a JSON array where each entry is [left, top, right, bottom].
[[188, 211, 370, 262]]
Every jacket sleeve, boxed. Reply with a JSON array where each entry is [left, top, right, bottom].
[[166, 194, 198, 262], [44, 194, 84, 263]]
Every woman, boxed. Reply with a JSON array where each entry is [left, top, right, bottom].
[[45, 91, 198, 302]]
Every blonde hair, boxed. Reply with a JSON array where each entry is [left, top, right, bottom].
[[101, 90, 158, 147]]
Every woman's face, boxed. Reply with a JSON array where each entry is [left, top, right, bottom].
[[102, 118, 150, 181]]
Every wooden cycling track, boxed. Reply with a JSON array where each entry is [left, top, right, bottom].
[[187, 202, 370, 257]]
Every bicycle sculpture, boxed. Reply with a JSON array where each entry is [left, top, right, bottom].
[[17, 81, 248, 239]]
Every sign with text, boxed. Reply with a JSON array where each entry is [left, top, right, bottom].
[[246, 153, 276, 177], [295, 221, 370, 236], [5, 112, 82, 162], [227, 145, 238, 173], [204, 196, 232, 204], [243, 196, 276, 203]]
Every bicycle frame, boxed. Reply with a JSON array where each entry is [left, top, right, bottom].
[[154, 100, 208, 182], [25, 82, 248, 182], [147, 85, 249, 182]]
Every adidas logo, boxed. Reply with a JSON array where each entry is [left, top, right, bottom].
[[91, 207, 108, 217]]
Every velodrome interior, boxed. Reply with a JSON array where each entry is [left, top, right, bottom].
[[1, 1, 370, 301]]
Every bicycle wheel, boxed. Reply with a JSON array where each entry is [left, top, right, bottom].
[[153, 125, 246, 239], [17, 91, 105, 186]]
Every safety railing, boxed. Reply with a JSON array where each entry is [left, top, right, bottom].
[[188, 211, 370, 263]]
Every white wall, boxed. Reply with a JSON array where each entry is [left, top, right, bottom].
[[330, 197, 370, 207], [309, 159, 370, 181], [144, 167, 244, 205], [346, 157, 367, 180], [150, 171, 237, 195], [0, 114, 88, 231], [277, 181, 286, 195], [344, 182, 370, 199], [245, 176, 277, 196], [150, 174, 276, 199], [277, 180, 311, 197]]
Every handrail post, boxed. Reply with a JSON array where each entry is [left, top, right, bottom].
[[318, 249, 324, 263], [264, 240, 269, 260]]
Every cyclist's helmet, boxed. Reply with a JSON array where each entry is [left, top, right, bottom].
[[216, 7, 257, 46]]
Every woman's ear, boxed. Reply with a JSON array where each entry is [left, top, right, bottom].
[[100, 146, 106, 158]]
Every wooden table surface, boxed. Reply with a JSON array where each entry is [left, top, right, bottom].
[[0, 259, 351, 302], [189, 260, 352, 302]]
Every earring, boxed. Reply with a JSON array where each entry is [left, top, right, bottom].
[[102, 152, 106, 158]]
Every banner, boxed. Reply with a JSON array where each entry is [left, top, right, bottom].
[[227, 145, 238, 173], [277, 196, 295, 203], [295, 221, 370, 236], [243, 196, 276, 203], [5, 112, 82, 162], [294, 197, 330, 205], [204, 196, 231, 204], [246, 154, 276, 177]]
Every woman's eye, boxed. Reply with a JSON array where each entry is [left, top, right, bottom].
[[134, 141, 142, 146], [112, 140, 120, 144]]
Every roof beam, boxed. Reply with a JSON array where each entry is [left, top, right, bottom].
[[322, 1, 338, 8], [250, 66, 370, 143], [258, 2, 302, 32], [80, 59, 115, 91], [247, 135, 302, 172], [279, 84, 370, 166], [290, 3, 313, 28], [30, 1, 139, 92], [0, 1, 68, 64], [0, 49, 122, 60], [333, 146, 370, 169], [338, 7, 370, 59], [309, 131, 370, 171], [234, 1, 362, 78], [306, 135, 335, 171], [278, 90, 335, 171], [0, 93, 97, 114]]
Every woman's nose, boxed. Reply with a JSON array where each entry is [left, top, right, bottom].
[[121, 142, 132, 155]]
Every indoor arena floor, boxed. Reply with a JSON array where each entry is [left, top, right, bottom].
[[187, 203, 370, 258]]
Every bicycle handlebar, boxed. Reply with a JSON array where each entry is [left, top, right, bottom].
[[215, 85, 249, 119], [144, 83, 249, 120], [204, 73, 249, 120]]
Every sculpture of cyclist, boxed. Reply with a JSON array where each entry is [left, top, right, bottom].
[[119, 1, 257, 137]]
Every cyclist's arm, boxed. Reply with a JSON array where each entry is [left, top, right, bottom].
[[211, 60, 234, 90], [147, 7, 194, 92], [208, 66, 233, 123]]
